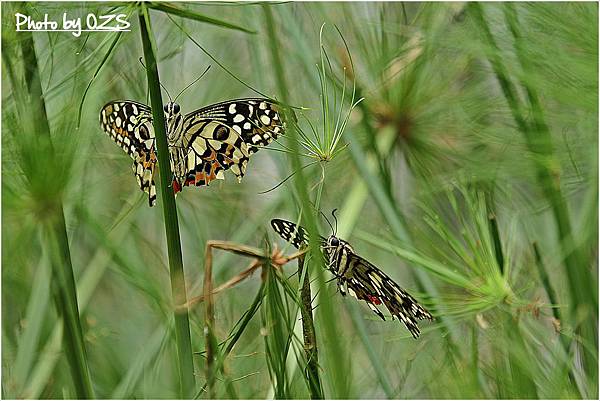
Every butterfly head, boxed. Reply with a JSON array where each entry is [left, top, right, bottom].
[[163, 102, 181, 118], [325, 235, 353, 252], [163, 102, 184, 142]]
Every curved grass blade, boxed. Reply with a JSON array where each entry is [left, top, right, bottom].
[[148, 2, 256, 34]]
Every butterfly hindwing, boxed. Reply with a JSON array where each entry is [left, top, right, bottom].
[[132, 150, 158, 207], [344, 253, 433, 338], [174, 117, 250, 189]]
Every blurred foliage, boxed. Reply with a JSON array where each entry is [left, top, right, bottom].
[[2, 1, 597, 399]]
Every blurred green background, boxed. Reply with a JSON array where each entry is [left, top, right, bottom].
[[2, 1, 598, 399]]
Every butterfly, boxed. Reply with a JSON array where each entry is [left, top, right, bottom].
[[271, 218, 434, 338], [100, 98, 284, 206]]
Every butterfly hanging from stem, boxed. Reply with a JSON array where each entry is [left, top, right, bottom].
[[271, 213, 434, 338]]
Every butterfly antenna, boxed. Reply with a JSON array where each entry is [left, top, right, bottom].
[[139, 57, 173, 102], [331, 208, 338, 236], [174, 65, 211, 103], [319, 209, 335, 234]]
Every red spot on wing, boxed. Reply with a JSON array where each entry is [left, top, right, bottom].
[[173, 179, 181, 194], [367, 295, 382, 305]]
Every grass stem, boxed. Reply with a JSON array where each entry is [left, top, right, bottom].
[[138, 6, 195, 397], [10, 22, 95, 398], [298, 256, 324, 399]]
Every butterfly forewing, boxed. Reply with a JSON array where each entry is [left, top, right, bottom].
[[100, 101, 158, 206], [100, 101, 154, 159], [270, 218, 433, 338], [187, 98, 284, 154], [270, 219, 313, 249]]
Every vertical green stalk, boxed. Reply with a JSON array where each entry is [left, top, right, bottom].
[[533, 242, 582, 397], [469, 3, 597, 389], [263, 4, 349, 397], [203, 242, 217, 398], [297, 256, 324, 399], [532, 243, 561, 324], [484, 191, 504, 273], [138, 6, 195, 397], [45, 222, 95, 398], [6, 17, 95, 397], [487, 211, 537, 398]]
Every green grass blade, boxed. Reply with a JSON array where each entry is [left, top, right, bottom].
[[148, 2, 256, 34], [12, 250, 52, 397], [346, 302, 394, 397], [22, 324, 63, 399], [45, 217, 94, 398], [139, 5, 195, 397], [112, 324, 170, 398], [6, 20, 95, 397]]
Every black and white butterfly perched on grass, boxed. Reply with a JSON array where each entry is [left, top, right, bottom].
[[271, 216, 434, 338], [100, 97, 285, 206]]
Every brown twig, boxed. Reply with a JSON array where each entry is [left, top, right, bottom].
[[198, 240, 307, 397], [181, 259, 263, 310], [182, 243, 307, 311]]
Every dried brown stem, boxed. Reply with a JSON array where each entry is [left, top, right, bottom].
[[198, 240, 307, 397]]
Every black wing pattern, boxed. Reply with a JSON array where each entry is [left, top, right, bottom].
[[185, 98, 284, 154], [270, 219, 315, 249]]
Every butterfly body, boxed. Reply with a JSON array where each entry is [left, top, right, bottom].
[[271, 218, 434, 338], [100, 98, 284, 206]]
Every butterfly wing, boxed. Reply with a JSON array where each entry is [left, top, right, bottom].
[[100, 101, 158, 206], [186, 98, 285, 153], [344, 253, 433, 338], [270, 219, 313, 249], [174, 98, 284, 190]]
